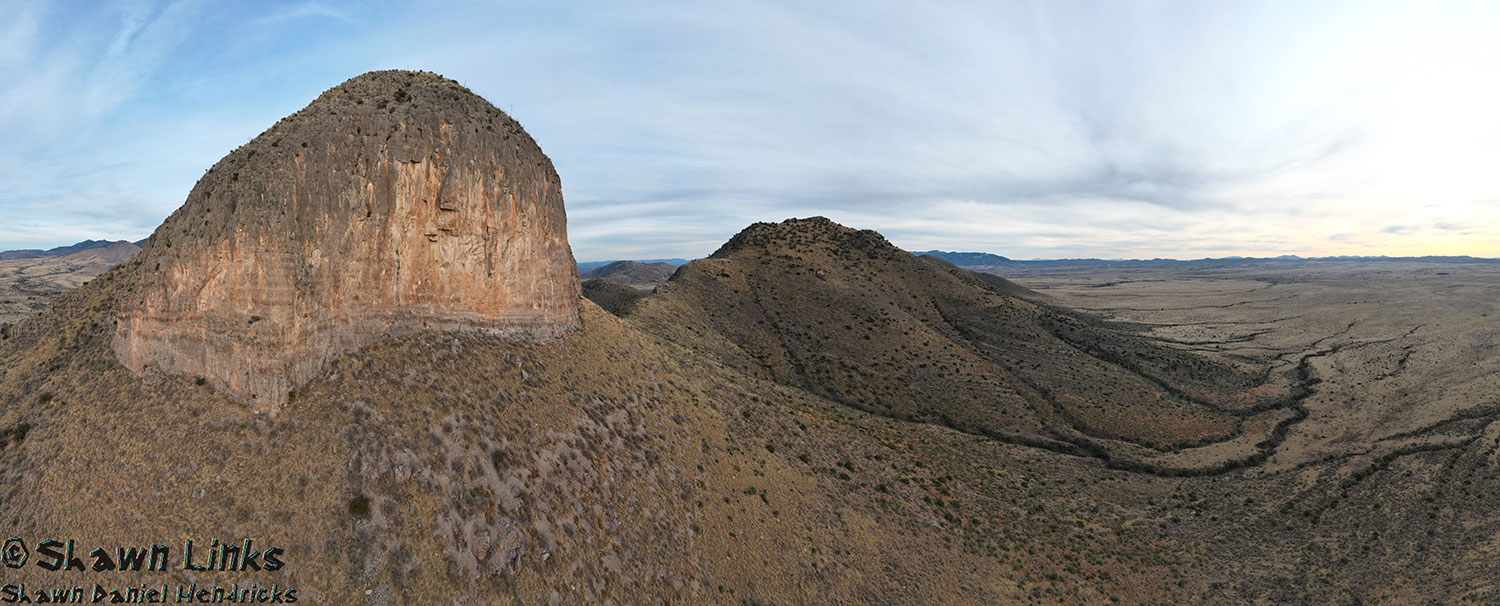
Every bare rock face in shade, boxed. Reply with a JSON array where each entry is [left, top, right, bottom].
[[113, 70, 580, 410]]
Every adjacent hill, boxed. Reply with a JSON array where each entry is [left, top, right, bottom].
[[577, 258, 689, 273], [581, 260, 676, 289], [616, 217, 1302, 471]]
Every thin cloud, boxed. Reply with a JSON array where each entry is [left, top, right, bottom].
[[254, 2, 352, 25]]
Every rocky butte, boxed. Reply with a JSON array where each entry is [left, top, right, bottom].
[[112, 70, 580, 411]]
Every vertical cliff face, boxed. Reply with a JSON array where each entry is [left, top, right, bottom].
[[113, 70, 580, 410]]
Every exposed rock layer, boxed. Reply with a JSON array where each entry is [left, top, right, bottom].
[[113, 70, 580, 410]]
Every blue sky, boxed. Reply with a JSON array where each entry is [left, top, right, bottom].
[[3, 0, 1499, 260]]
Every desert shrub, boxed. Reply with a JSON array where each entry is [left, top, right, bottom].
[[347, 495, 371, 518], [0, 423, 31, 448]]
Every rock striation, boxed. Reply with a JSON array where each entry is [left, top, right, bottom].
[[113, 70, 580, 410]]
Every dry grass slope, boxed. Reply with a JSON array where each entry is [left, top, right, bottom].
[[617, 217, 1301, 474]]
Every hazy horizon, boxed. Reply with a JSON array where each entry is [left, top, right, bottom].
[[4, 1, 1500, 260], [11, 232, 1500, 262]]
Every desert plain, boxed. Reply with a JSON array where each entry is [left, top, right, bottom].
[[995, 259, 1500, 603]]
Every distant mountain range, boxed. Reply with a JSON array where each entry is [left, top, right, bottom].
[[576, 257, 690, 273], [915, 249, 1500, 268], [0, 238, 147, 260], [912, 250, 1012, 265]]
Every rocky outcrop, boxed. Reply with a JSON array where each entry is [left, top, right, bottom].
[[113, 70, 580, 410]]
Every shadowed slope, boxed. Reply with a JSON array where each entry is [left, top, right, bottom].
[[622, 217, 1299, 468], [581, 278, 648, 315]]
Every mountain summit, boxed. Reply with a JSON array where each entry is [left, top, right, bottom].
[[112, 70, 580, 409]]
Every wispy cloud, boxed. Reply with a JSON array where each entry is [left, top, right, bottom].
[[253, 2, 351, 25]]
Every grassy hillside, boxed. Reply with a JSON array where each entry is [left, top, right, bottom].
[[618, 218, 1299, 470], [581, 278, 648, 315]]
